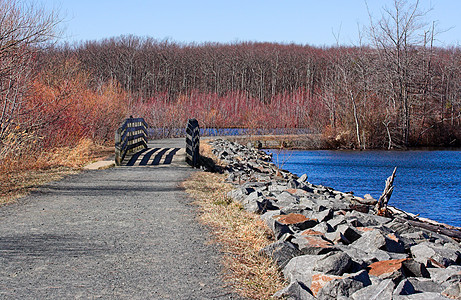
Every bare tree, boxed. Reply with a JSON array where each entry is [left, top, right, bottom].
[[366, 0, 433, 147], [0, 0, 60, 157]]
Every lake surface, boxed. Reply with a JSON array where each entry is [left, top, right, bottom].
[[265, 149, 461, 227]]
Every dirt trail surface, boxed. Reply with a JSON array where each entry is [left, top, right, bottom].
[[0, 138, 241, 299]]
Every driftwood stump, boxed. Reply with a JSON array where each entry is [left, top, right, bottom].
[[375, 167, 397, 216]]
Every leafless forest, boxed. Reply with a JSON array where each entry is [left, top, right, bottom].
[[1, 0, 461, 169]]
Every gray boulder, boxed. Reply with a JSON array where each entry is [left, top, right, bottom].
[[351, 278, 394, 300], [260, 210, 281, 232], [427, 265, 461, 283], [411, 242, 461, 267], [336, 224, 362, 243], [283, 254, 328, 285], [442, 282, 461, 300], [351, 229, 405, 254], [351, 230, 386, 253], [337, 244, 377, 266], [393, 292, 451, 299], [313, 251, 353, 276], [315, 270, 371, 300], [272, 280, 315, 300], [291, 234, 335, 255], [314, 208, 334, 223], [393, 279, 417, 296], [260, 240, 302, 269], [346, 210, 391, 227], [287, 179, 300, 189], [408, 278, 444, 293], [402, 258, 430, 278], [311, 222, 334, 235], [327, 215, 347, 229], [275, 191, 300, 208], [243, 197, 278, 214]]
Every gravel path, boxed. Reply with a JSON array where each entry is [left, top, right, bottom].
[[0, 139, 241, 299]]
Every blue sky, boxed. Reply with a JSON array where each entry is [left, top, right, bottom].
[[43, 0, 461, 47]]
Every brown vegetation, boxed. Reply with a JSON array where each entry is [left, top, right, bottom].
[[1, 0, 460, 201], [182, 171, 286, 299]]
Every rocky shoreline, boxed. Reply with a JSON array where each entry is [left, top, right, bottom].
[[208, 138, 461, 300]]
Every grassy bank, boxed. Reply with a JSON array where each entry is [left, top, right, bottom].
[[182, 143, 286, 299], [227, 133, 324, 150], [0, 139, 113, 205]]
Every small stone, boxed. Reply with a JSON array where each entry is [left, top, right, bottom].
[[298, 174, 308, 183]]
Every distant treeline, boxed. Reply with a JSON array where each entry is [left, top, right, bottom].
[[44, 33, 461, 149], [2, 0, 461, 168]]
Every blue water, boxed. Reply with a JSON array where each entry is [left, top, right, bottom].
[[266, 149, 461, 227]]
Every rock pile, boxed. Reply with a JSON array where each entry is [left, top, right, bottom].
[[209, 139, 461, 300]]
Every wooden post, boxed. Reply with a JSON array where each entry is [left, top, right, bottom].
[[115, 128, 122, 166], [186, 118, 200, 167]]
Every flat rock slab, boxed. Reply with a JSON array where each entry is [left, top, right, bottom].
[[83, 160, 115, 170], [0, 145, 241, 299]]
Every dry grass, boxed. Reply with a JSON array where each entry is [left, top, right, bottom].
[[0, 138, 113, 204], [183, 171, 286, 299]]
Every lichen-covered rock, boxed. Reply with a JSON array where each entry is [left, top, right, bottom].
[[368, 258, 409, 280], [315, 270, 371, 299], [274, 213, 319, 232], [291, 234, 335, 255]]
